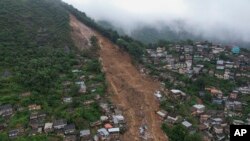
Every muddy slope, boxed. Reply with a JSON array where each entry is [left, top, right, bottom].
[[70, 15, 167, 141]]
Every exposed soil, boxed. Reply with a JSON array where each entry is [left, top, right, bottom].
[[70, 16, 94, 50], [70, 15, 167, 141]]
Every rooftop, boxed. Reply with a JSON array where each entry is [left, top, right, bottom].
[[182, 121, 192, 128], [193, 104, 205, 109], [80, 129, 91, 136]]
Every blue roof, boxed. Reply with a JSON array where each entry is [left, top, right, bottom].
[[232, 46, 240, 54]]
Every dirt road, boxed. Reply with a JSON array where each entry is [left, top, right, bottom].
[[70, 15, 167, 141]]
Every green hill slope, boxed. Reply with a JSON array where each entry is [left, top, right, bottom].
[[0, 0, 106, 140], [0, 0, 74, 93]]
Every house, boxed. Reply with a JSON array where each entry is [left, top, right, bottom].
[[37, 112, 46, 119], [99, 103, 109, 113], [200, 114, 211, 123], [213, 125, 223, 134], [224, 72, 230, 80], [216, 133, 225, 141], [156, 110, 167, 119], [63, 97, 72, 103], [238, 86, 250, 94], [199, 91, 205, 97], [53, 119, 67, 130], [9, 129, 19, 138], [64, 135, 77, 141], [212, 47, 224, 54], [97, 128, 109, 139], [100, 116, 109, 122], [30, 112, 38, 120], [229, 92, 238, 100], [231, 46, 240, 54], [170, 89, 186, 99], [72, 69, 82, 73], [216, 60, 225, 70], [193, 55, 204, 62], [83, 100, 95, 106], [28, 104, 41, 111], [154, 91, 163, 100], [182, 121, 192, 129], [75, 81, 87, 93], [212, 98, 223, 105], [104, 123, 113, 129], [184, 45, 193, 53], [63, 81, 72, 87], [193, 66, 202, 74], [211, 118, 223, 125], [215, 72, 224, 79], [192, 104, 205, 114], [199, 123, 209, 131], [108, 128, 120, 139], [208, 70, 214, 76], [156, 47, 165, 53], [175, 45, 182, 50], [44, 123, 53, 133], [166, 114, 179, 124], [246, 118, 250, 125], [225, 61, 234, 68], [226, 111, 240, 117], [233, 120, 244, 125], [30, 112, 46, 120], [108, 128, 120, 134], [202, 131, 213, 141], [0, 124, 6, 131], [80, 129, 91, 140], [112, 115, 125, 125], [197, 44, 208, 52], [64, 124, 76, 134], [95, 94, 101, 101], [29, 119, 44, 129], [0, 104, 13, 117], [226, 101, 242, 111], [234, 101, 242, 111], [208, 88, 223, 97], [185, 60, 193, 70], [17, 106, 25, 112], [29, 127, 43, 136]]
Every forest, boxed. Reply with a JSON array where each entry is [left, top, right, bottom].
[[0, 0, 106, 140]]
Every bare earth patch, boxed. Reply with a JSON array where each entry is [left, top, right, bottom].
[[70, 15, 167, 141]]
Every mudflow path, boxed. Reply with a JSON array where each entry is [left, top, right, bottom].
[[70, 15, 167, 141]]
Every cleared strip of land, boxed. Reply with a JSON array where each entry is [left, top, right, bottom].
[[70, 15, 167, 141]]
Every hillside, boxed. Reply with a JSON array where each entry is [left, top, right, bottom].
[[0, 0, 168, 140], [0, 0, 106, 140], [0, 0, 74, 93], [70, 15, 167, 140]]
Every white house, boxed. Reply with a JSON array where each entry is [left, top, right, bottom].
[[193, 104, 205, 114]]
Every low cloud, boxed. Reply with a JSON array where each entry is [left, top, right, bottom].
[[63, 0, 250, 45]]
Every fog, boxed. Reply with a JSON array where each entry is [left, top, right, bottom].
[[63, 0, 250, 45]]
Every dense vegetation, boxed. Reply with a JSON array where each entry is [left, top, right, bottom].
[[162, 124, 202, 141], [0, 0, 106, 140], [62, 3, 146, 61], [0, 0, 75, 94]]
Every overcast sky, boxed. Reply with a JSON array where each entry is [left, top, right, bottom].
[[62, 0, 250, 44]]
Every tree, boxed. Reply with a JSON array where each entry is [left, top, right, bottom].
[[127, 42, 144, 60], [184, 133, 202, 141], [170, 125, 188, 141], [195, 78, 205, 91], [203, 92, 212, 102]]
